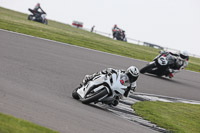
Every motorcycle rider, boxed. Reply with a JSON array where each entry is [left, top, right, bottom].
[[112, 25, 126, 41], [33, 3, 46, 21], [160, 50, 189, 78], [82, 66, 139, 98], [112, 24, 120, 39], [112, 24, 119, 31]]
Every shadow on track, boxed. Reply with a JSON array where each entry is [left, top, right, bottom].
[[141, 73, 200, 90], [69, 97, 111, 112], [141, 73, 172, 81]]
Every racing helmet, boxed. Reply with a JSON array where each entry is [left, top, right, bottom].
[[126, 66, 139, 83], [114, 24, 117, 28], [180, 51, 189, 60], [37, 3, 40, 7]]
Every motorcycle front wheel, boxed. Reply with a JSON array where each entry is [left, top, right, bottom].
[[81, 88, 108, 104], [140, 63, 156, 74], [72, 87, 80, 100]]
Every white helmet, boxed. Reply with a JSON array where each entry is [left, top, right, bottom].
[[180, 51, 189, 60], [126, 66, 139, 83]]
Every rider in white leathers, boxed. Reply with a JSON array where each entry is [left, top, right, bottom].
[[82, 66, 139, 97], [160, 51, 189, 78]]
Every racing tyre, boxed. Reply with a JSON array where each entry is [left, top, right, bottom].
[[43, 19, 48, 25], [28, 15, 33, 20], [82, 88, 108, 104], [140, 63, 156, 74], [116, 35, 121, 40], [115, 32, 121, 40], [72, 87, 80, 100]]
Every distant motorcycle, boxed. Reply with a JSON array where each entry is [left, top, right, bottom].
[[113, 29, 127, 42], [140, 51, 180, 78], [72, 71, 128, 106], [28, 8, 48, 25]]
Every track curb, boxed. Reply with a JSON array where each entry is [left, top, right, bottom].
[[105, 92, 200, 133]]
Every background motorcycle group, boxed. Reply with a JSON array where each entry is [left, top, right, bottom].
[[28, 4, 127, 42]]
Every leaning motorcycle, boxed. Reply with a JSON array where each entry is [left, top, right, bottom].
[[72, 71, 127, 106], [140, 52, 176, 77], [28, 8, 48, 25], [113, 29, 127, 42]]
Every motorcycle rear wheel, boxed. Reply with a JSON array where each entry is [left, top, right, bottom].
[[28, 15, 33, 20], [140, 63, 156, 74], [82, 88, 108, 104]]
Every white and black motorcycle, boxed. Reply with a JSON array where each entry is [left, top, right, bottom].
[[72, 71, 128, 106], [28, 8, 48, 25], [140, 51, 176, 77]]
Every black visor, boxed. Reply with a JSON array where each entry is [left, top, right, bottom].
[[127, 72, 138, 83], [180, 54, 188, 59]]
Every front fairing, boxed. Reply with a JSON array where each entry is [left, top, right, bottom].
[[77, 72, 127, 100], [109, 71, 127, 94], [77, 75, 107, 99]]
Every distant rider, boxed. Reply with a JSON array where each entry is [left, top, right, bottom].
[[112, 24, 120, 39], [33, 3, 46, 20], [82, 66, 139, 98], [160, 51, 189, 78], [112, 24, 120, 31], [112, 25, 126, 41]]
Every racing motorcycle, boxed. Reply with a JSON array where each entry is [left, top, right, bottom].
[[113, 29, 127, 42], [72, 71, 127, 106], [140, 51, 177, 77], [28, 8, 48, 25]]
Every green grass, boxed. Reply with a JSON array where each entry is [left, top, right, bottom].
[[132, 101, 200, 133], [0, 112, 59, 133], [0, 7, 199, 72]]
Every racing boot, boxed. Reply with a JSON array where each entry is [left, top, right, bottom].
[[168, 73, 174, 78], [111, 99, 119, 106]]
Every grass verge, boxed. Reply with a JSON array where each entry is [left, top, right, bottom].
[[132, 101, 200, 133], [0, 112, 59, 133], [0, 7, 200, 72]]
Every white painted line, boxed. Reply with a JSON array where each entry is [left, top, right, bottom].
[[130, 92, 200, 105]]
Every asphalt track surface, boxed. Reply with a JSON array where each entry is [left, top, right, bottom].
[[0, 30, 200, 133]]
